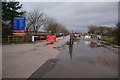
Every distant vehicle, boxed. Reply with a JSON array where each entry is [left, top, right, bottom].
[[85, 35, 91, 38]]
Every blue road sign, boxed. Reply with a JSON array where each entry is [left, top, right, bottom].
[[13, 17, 25, 30]]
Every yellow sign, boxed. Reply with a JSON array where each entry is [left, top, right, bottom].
[[13, 33, 25, 35]]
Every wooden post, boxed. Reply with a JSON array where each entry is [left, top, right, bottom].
[[70, 33, 74, 46]]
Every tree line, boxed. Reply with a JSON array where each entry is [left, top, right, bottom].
[[2, 1, 69, 37], [87, 25, 120, 45], [88, 25, 116, 36]]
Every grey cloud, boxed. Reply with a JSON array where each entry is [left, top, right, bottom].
[[21, 2, 118, 32]]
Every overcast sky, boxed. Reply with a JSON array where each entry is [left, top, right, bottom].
[[21, 2, 118, 32]]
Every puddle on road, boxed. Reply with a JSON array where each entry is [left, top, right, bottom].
[[41, 40, 118, 78]]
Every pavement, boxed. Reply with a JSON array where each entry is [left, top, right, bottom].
[[2, 36, 70, 78]]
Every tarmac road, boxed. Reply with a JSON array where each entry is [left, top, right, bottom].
[[2, 36, 118, 78]]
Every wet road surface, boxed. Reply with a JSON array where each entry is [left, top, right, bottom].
[[30, 39, 118, 78]]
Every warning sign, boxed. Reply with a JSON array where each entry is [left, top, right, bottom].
[[46, 35, 56, 42]]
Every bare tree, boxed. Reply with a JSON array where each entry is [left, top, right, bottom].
[[25, 9, 44, 34], [88, 25, 97, 34], [24, 9, 45, 42], [44, 17, 69, 34]]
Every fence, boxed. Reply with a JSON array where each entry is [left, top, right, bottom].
[[2, 36, 26, 43], [2, 33, 60, 43]]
